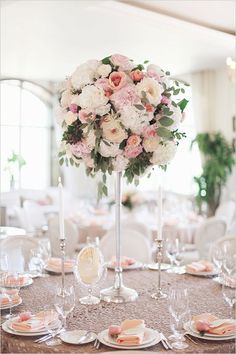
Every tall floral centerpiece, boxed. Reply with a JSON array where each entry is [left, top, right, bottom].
[[58, 54, 188, 302]]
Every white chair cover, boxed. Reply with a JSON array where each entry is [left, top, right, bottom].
[[195, 217, 227, 260], [0, 236, 40, 273], [23, 200, 47, 232], [100, 228, 152, 263], [215, 201, 236, 230], [121, 220, 152, 242], [48, 216, 79, 257], [209, 234, 236, 259]]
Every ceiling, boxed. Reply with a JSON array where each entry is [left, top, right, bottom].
[[1, 0, 235, 81]]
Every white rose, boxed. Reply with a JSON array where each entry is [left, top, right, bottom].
[[102, 118, 127, 144], [97, 64, 112, 78], [99, 141, 121, 157], [71, 60, 99, 89], [78, 85, 109, 111], [143, 137, 160, 152], [150, 141, 177, 165], [71, 94, 81, 105], [60, 90, 72, 108], [120, 106, 152, 133], [64, 111, 77, 126], [136, 77, 163, 105], [112, 154, 129, 171]]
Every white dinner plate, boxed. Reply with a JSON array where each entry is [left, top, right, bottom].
[[0, 297, 22, 310], [148, 263, 171, 271], [2, 317, 61, 336], [44, 265, 74, 274], [0, 277, 33, 288], [184, 322, 236, 341], [97, 328, 161, 350], [185, 268, 219, 277], [107, 262, 143, 271], [60, 330, 97, 344]]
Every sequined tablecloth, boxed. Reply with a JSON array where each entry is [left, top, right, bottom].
[[1, 269, 235, 353]]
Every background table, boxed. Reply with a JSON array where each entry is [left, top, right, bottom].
[[1, 269, 234, 353]]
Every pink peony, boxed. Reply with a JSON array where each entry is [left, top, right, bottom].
[[78, 110, 95, 123], [143, 124, 157, 138], [130, 69, 144, 82], [109, 71, 126, 91], [124, 144, 143, 158], [161, 96, 170, 105], [70, 140, 91, 158], [95, 78, 113, 97], [69, 103, 78, 113], [110, 54, 133, 71], [127, 134, 141, 147], [111, 84, 139, 111], [147, 70, 160, 81]]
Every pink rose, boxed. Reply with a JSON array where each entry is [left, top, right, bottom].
[[111, 84, 139, 111], [70, 140, 91, 157], [108, 71, 126, 91], [130, 69, 144, 82], [95, 78, 113, 97], [124, 144, 143, 158], [127, 134, 141, 147], [110, 54, 133, 71], [69, 103, 78, 113], [161, 96, 170, 105], [19, 312, 32, 322], [143, 124, 157, 138], [195, 321, 210, 333], [78, 110, 95, 123], [147, 70, 160, 81], [145, 103, 154, 112]]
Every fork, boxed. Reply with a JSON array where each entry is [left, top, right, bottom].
[[94, 338, 101, 349], [160, 333, 172, 350]]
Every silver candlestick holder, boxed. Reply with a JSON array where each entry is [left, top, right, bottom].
[[60, 238, 66, 296], [151, 239, 167, 299]]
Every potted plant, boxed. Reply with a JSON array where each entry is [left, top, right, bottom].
[[4, 151, 26, 190], [192, 132, 235, 216]]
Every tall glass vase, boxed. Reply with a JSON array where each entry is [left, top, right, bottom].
[[100, 171, 138, 303]]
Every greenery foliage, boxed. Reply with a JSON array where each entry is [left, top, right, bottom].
[[192, 132, 235, 215]]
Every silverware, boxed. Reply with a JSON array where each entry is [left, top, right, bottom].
[[34, 328, 63, 344], [93, 338, 98, 348], [95, 338, 100, 349], [184, 333, 199, 344], [76, 331, 93, 344], [160, 333, 172, 350]]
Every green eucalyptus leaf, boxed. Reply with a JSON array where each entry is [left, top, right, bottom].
[[159, 117, 174, 127], [178, 98, 189, 112], [157, 127, 172, 139]]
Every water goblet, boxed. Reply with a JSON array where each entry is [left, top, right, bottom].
[[54, 285, 75, 331], [74, 245, 106, 305], [211, 245, 224, 273], [2, 272, 20, 319], [165, 238, 180, 273], [43, 308, 62, 346]]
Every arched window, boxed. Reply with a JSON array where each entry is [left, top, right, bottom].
[[0, 79, 53, 192]]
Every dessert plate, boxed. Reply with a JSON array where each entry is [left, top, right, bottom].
[[0, 297, 22, 310], [184, 322, 236, 341], [60, 330, 97, 344], [185, 269, 218, 277]]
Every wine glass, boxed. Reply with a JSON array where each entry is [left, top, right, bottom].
[[54, 285, 75, 331], [168, 288, 190, 349], [211, 245, 224, 273], [43, 308, 62, 346], [3, 272, 20, 319], [165, 238, 180, 273], [222, 269, 236, 319], [74, 245, 105, 305]]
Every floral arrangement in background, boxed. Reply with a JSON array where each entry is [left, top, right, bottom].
[[122, 191, 144, 211], [58, 54, 188, 196]]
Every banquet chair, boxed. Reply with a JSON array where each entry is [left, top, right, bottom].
[[0, 236, 40, 273], [215, 200, 236, 231], [121, 220, 152, 242], [209, 234, 236, 260], [48, 216, 78, 257], [100, 229, 152, 263], [195, 217, 227, 260]]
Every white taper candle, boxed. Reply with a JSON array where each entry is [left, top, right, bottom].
[[58, 177, 65, 240], [157, 185, 162, 240]]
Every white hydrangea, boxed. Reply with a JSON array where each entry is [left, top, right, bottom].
[[112, 154, 129, 171], [99, 141, 121, 158], [119, 106, 152, 134], [71, 60, 99, 89], [77, 85, 109, 111], [150, 141, 177, 165], [97, 64, 112, 78]]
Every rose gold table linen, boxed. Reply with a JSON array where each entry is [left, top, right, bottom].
[[1, 270, 235, 353]]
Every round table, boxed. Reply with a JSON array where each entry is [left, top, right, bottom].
[[1, 269, 234, 353]]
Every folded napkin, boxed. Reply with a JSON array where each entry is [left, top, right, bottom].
[[110, 256, 136, 268], [0, 289, 20, 306], [46, 258, 74, 272], [116, 319, 145, 345], [11, 310, 58, 332], [193, 313, 236, 336], [186, 260, 214, 273]]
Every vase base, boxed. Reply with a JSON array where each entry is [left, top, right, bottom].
[[100, 285, 138, 303], [151, 290, 167, 300]]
